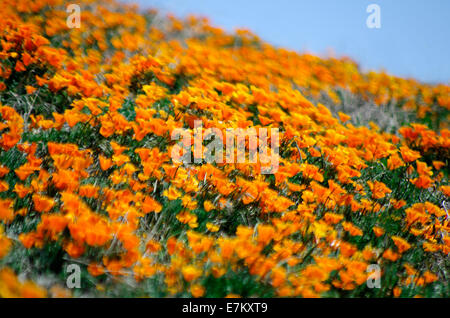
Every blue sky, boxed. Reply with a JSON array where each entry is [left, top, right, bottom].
[[123, 0, 450, 84]]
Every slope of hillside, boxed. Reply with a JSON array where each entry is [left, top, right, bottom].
[[0, 0, 449, 298]]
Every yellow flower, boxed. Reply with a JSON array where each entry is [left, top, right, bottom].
[[206, 222, 219, 232], [182, 265, 202, 282], [163, 187, 182, 201], [203, 200, 215, 212]]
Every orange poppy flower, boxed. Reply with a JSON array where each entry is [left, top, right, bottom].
[[182, 265, 202, 282], [32, 194, 55, 213], [367, 181, 391, 199], [391, 236, 411, 253]]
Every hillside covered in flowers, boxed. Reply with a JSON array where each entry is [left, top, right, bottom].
[[0, 0, 449, 298]]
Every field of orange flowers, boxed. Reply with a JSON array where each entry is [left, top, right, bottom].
[[0, 0, 449, 298]]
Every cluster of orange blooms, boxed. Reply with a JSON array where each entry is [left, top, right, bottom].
[[0, 267, 47, 298], [0, 266, 71, 298], [0, 0, 448, 298]]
